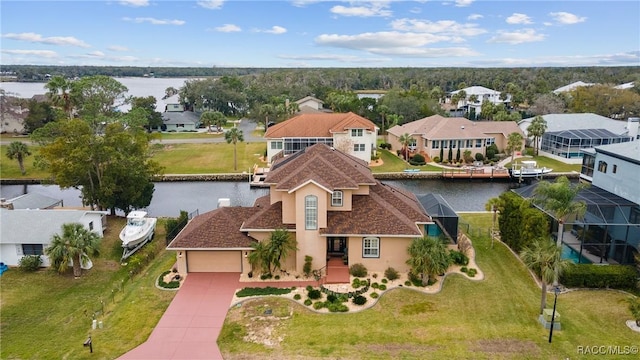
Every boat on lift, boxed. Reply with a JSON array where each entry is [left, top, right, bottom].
[[120, 211, 157, 260], [510, 160, 552, 178]]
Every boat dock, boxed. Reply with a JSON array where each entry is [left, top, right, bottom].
[[249, 164, 270, 188], [441, 166, 510, 180]]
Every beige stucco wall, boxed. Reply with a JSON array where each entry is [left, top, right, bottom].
[[347, 236, 413, 273], [280, 191, 296, 224], [293, 183, 328, 273], [327, 189, 352, 211]]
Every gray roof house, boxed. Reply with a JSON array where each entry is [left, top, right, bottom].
[[2, 193, 63, 210], [0, 209, 107, 267]]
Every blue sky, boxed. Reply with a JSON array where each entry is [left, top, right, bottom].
[[1, 0, 638, 67]]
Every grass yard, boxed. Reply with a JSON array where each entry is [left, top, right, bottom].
[[151, 142, 267, 174], [0, 144, 50, 179], [158, 131, 223, 140], [217, 213, 639, 359], [371, 150, 442, 173], [0, 216, 178, 360], [505, 156, 581, 173]]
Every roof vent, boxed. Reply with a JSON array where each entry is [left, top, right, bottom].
[[217, 198, 231, 208], [461, 126, 465, 129]]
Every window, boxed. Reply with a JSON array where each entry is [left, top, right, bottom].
[[353, 144, 365, 152], [443, 140, 448, 149], [450, 140, 456, 149], [432, 140, 439, 149], [89, 221, 94, 231], [362, 237, 379, 258], [598, 161, 608, 173], [613, 164, 617, 174], [486, 138, 495, 146], [271, 141, 283, 150], [475, 139, 482, 148], [22, 244, 44, 256], [305, 195, 317, 230], [331, 190, 343, 207], [351, 129, 363, 137]]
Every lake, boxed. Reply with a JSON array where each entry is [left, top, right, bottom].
[[0, 180, 510, 217]]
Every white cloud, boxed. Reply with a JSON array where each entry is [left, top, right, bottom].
[[1, 49, 58, 58], [119, 0, 149, 7], [291, 0, 323, 7], [474, 51, 639, 67], [506, 13, 533, 25], [390, 19, 487, 37], [278, 54, 390, 63], [86, 51, 105, 57], [330, 2, 392, 17], [261, 26, 287, 34], [108, 45, 130, 52], [410, 7, 422, 14], [122, 17, 185, 25], [197, 0, 224, 10], [488, 29, 545, 44], [455, 0, 474, 7], [549, 12, 586, 25], [467, 14, 483, 20], [215, 24, 241, 32], [2, 32, 90, 47]]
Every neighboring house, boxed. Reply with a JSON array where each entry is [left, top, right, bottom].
[[168, 143, 439, 276], [0, 95, 26, 134], [295, 96, 325, 112], [0, 208, 107, 267], [518, 114, 637, 163], [446, 86, 510, 118], [552, 81, 596, 94], [162, 110, 200, 132], [614, 81, 635, 90], [355, 90, 386, 100], [514, 141, 640, 265], [264, 112, 378, 163], [1, 193, 63, 210], [386, 115, 524, 161]]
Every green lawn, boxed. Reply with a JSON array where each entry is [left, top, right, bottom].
[[158, 131, 223, 140], [151, 142, 267, 174], [0, 217, 178, 360], [371, 149, 442, 173], [505, 156, 581, 173], [217, 213, 638, 359], [0, 144, 50, 179]]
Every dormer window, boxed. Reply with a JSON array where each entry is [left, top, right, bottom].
[[332, 190, 343, 207], [351, 129, 363, 137]]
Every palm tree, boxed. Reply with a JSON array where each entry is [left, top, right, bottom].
[[506, 132, 524, 164], [6, 141, 31, 175], [406, 236, 451, 286], [485, 197, 503, 247], [534, 176, 588, 248], [377, 104, 390, 142], [44, 75, 74, 118], [200, 111, 226, 132], [527, 115, 547, 156], [266, 228, 297, 273], [520, 238, 570, 314], [247, 241, 270, 275], [398, 133, 412, 161], [45, 223, 101, 278], [224, 126, 244, 171]]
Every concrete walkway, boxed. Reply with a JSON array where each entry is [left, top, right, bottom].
[[118, 273, 319, 360]]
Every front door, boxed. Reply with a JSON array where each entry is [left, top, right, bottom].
[[327, 237, 347, 256]]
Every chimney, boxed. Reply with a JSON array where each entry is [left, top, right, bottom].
[[628, 117, 639, 140], [217, 198, 231, 208]]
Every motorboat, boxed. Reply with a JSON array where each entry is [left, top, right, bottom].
[[510, 160, 552, 178], [120, 211, 157, 250]]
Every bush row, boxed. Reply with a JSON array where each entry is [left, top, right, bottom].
[[560, 264, 638, 289], [236, 286, 293, 297], [158, 270, 181, 289]]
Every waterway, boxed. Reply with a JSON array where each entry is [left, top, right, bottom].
[[0, 179, 510, 217]]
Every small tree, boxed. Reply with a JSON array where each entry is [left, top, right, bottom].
[[266, 228, 297, 273], [45, 223, 101, 278], [6, 141, 32, 175], [506, 132, 524, 164], [626, 297, 640, 327], [448, 146, 453, 163], [439, 147, 444, 162], [225, 126, 244, 171], [398, 133, 412, 160], [527, 115, 547, 156], [200, 111, 226, 132], [406, 236, 451, 285], [456, 148, 461, 163], [303, 255, 313, 278]]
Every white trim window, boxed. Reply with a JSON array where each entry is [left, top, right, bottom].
[[351, 129, 364, 137], [271, 141, 283, 150], [353, 144, 365, 152], [362, 237, 379, 258], [305, 195, 317, 230], [331, 190, 343, 207]]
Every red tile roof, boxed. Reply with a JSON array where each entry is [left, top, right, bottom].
[[264, 112, 376, 138]]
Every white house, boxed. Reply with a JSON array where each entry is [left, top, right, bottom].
[[295, 96, 325, 112], [0, 209, 107, 267], [447, 86, 510, 118]]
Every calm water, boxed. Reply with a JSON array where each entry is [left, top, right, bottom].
[[0, 180, 509, 217], [0, 78, 194, 112]]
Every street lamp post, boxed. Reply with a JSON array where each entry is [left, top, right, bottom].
[[548, 286, 560, 343]]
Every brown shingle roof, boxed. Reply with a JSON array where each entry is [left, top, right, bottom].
[[387, 115, 487, 140], [241, 198, 296, 231], [266, 143, 376, 192], [264, 112, 376, 138], [167, 207, 258, 249]]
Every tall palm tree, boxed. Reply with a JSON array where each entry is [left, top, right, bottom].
[[398, 133, 412, 161], [200, 111, 226, 132], [224, 126, 244, 171], [406, 236, 451, 285], [45, 223, 101, 278], [44, 75, 74, 118], [6, 141, 31, 175], [534, 176, 588, 248], [520, 238, 570, 314], [527, 115, 547, 156], [377, 104, 390, 141], [506, 132, 524, 163]]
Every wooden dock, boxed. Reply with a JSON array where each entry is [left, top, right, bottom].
[[441, 167, 510, 180]]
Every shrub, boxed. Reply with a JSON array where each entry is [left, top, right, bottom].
[[304, 299, 312, 306], [303, 255, 313, 277], [338, 294, 348, 303], [158, 271, 181, 289], [352, 278, 362, 288], [349, 263, 368, 277], [475, 153, 484, 161], [560, 264, 637, 289], [327, 294, 337, 303], [18, 255, 42, 272], [384, 267, 400, 281], [409, 154, 426, 166], [467, 268, 477, 277], [370, 292, 379, 299], [371, 282, 379, 289], [235, 287, 292, 297], [306, 285, 313, 292], [404, 280, 412, 286], [381, 278, 388, 284], [293, 294, 301, 300], [458, 238, 472, 255], [378, 284, 387, 291], [372, 273, 378, 279], [327, 303, 349, 312], [260, 273, 273, 280], [165, 210, 189, 241], [449, 250, 469, 266], [460, 266, 468, 273], [308, 289, 322, 300], [408, 272, 425, 287], [353, 295, 368, 305], [432, 156, 440, 163], [313, 301, 325, 310], [274, 275, 280, 280]]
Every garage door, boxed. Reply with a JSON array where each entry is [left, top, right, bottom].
[[186, 251, 242, 272]]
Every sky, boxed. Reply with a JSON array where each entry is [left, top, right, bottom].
[[1, 0, 639, 68]]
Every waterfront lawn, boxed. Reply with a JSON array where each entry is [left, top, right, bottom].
[[371, 149, 442, 173], [158, 131, 223, 140], [0, 144, 50, 179], [218, 213, 638, 359], [505, 156, 581, 173], [152, 142, 267, 173], [0, 216, 177, 360]]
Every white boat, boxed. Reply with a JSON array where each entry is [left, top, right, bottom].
[[510, 160, 552, 178], [120, 211, 157, 250]]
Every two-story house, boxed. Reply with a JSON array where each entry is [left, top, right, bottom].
[[167, 143, 435, 277], [264, 112, 378, 163]]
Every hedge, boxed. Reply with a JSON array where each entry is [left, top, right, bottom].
[[560, 264, 638, 289], [235, 287, 293, 297]]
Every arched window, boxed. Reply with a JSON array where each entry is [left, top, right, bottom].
[[597, 161, 608, 173], [331, 190, 343, 207], [305, 195, 317, 230]]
